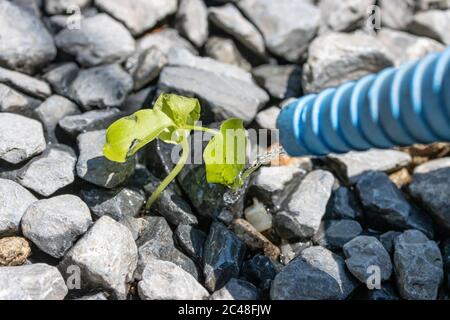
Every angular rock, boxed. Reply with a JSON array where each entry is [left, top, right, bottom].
[[409, 158, 450, 232], [59, 216, 138, 300], [274, 170, 335, 240], [0, 83, 41, 117], [174, 224, 206, 263], [0, 237, 31, 266], [21, 195, 92, 258], [204, 37, 252, 71], [394, 230, 443, 300], [45, 0, 90, 14], [0, 113, 46, 164], [302, 32, 393, 93], [59, 108, 124, 137], [232, 219, 280, 261], [68, 64, 133, 110], [55, 14, 136, 67], [34, 95, 80, 143], [125, 47, 167, 91], [75, 292, 109, 300], [76, 130, 135, 188], [409, 10, 450, 45], [159, 67, 269, 123], [379, 231, 401, 255], [143, 172, 198, 226], [241, 254, 278, 292], [17, 145, 77, 196], [0, 178, 37, 236], [176, 0, 209, 47], [343, 236, 393, 284], [0, 66, 51, 99], [320, 0, 375, 32], [203, 222, 246, 292], [211, 278, 259, 300], [94, 0, 178, 36], [253, 65, 302, 100], [80, 187, 145, 221], [244, 198, 273, 232], [379, 0, 416, 30], [0, 1, 56, 74], [238, 0, 320, 62], [326, 186, 362, 220], [167, 48, 252, 83], [255, 107, 280, 130], [0, 264, 68, 300], [271, 246, 357, 300], [326, 149, 412, 184], [137, 217, 199, 280], [378, 28, 445, 66], [356, 171, 434, 237], [42, 63, 79, 97], [138, 260, 208, 300], [313, 219, 363, 250], [119, 216, 148, 241], [209, 4, 265, 56], [359, 283, 400, 300], [279, 240, 312, 265]]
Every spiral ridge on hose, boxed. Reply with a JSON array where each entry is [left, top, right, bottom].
[[277, 47, 450, 157]]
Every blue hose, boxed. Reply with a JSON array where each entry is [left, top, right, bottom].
[[277, 47, 450, 156]]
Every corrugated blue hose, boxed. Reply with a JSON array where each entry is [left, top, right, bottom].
[[277, 47, 450, 156]]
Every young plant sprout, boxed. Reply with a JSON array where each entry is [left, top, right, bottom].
[[103, 93, 248, 210]]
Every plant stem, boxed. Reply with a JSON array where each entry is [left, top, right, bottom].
[[145, 135, 190, 210], [184, 125, 220, 136]]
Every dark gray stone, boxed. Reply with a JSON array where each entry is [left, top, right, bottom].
[[302, 33, 393, 93], [343, 236, 393, 284], [0, 1, 56, 74], [241, 254, 278, 292], [203, 222, 246, 292], [144, 172, 198, 226], [21, 195, 92, 258], [356, 171, 434, 238], [80, 187, 145, 221], [43, 63, 79, 97], [68, 64, 133, 110], [0, 178, 37, 236], [59, 108, 124, 137], [211, 278, 259, 300], [138, 259, 209, 300], [379, 231, 401, 255], [247, 165, 305, 210], [34, 95, 80, 143], [0, 66, 51, 99], [17, 144, 77, 196], [360, 283, 400, 300], [59, 216, 138, 300], [0, 113, 46, 164], [208, 4, 265, 56], [274, 170, 335, 240], [94, 0, 178, 36], [238, 0, 320, 62], [253, 65, 302, 100], [76, 130, 135, 189], [326, 186, 362, 220], [409, 158, 450, 232], [55, 14, 136, 67], [174, 224, 206, 263], [326, 149, 412, 184], [176, 0, 209, 47], [313, 219, 363, 250], [394, 230, 443, 300], [0, 264, 68, 300], [125, 47, 167, 91], [137, 217, 199, 280], [270, 246, 357, 300]]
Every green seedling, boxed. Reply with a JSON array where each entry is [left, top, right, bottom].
[[103, 93, 248, 210]]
